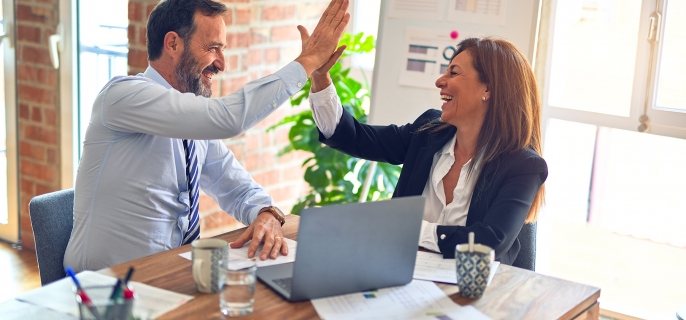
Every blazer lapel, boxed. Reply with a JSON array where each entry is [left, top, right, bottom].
[[403, 128, 456, 196]]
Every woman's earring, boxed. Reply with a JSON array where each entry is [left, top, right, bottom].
[[481, 96, 487, 102]]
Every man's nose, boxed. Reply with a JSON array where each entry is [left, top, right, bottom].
[[215, 54, 225, 72]]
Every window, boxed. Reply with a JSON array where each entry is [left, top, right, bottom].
[[536, 0, 686, 318], [76, 0, 128, 157], [0, 0, 18, 242]]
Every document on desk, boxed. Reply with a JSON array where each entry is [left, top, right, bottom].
[[15, 270, 193, 319], [414, 251, 500, 284], [179, 238, 298, 269], [311, 279, 490, 320]]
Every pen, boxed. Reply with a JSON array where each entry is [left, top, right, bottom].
[[66, 267, 104, 320], [103, 278, 122, 319], [123, 266, 136, 301], [108, 278, 122, 300], [123, 266, 135, 286]]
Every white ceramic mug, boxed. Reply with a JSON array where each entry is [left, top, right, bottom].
[[191, 239, 228, 293]]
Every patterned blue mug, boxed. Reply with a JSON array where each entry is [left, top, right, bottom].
[[455, 242, 494, 299]]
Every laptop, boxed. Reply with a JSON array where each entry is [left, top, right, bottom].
[[257, 196, 425, 301]]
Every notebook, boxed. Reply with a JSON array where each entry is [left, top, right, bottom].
[[257, 196, 425, 301]]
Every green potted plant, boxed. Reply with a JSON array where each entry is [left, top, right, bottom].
[[269, 32, 401, 214]]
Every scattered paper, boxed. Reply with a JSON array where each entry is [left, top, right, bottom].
[[15, 271, 192, 319], [179, 238, 297, 269], [311, 280, 490, 320], [414, 251, 500, 285]]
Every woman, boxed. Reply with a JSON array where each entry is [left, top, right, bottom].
[[308, 37, 547, 265]]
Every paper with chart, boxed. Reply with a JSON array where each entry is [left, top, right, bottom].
[[179, 238, 297, 269], [399, 27, 477, 89], [387, 0, 444, 20], [311, 280, 490, 320], [447, 0, 507, 25], [414, 251, 500, 284], [15, 270, 192, 319]]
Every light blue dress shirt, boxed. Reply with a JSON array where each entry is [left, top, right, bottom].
[[64, 62, 307, 271]]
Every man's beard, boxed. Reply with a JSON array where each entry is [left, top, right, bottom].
[[174, 49, 216, 97]]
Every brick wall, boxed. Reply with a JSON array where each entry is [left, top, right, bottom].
[[128, 0, 329, 236], [16, 0, 61, 248]]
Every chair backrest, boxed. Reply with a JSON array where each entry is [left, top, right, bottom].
[[29, 188, 74, 285], [512, 222, 537, 271]]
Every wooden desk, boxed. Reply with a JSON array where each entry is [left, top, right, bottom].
[[103, 215, 600, 320]]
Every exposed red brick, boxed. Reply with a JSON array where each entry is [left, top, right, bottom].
[[18, 84, 54, 105], [265, 47, 280, 64], [235, 8, 251, 25], [17, 25, 41, 43], [20, 160, 57, 182], [21, 179, 34, 194], [17, 0, 62, 250], [145, 3, 156, 18], [139, 27, 147, 46], [128, 2, 141, 21], [127, 49, 148, 74], [254, 170, 279, 186], [46, 148, 57, 164], [16, 4, 47, 23], [270, 25, 299, 42], [19, 141, 46, 162], [262, 5, 296, 21], [296, 3, 328, 20], [19, 103, 30, 120], [43, 108, 57, 126], [247, 48, 263, 65], [19, 46, 53, 66], [34, 183, 57, 198], [30, 106, 42, 122], [222, 10, 233, 25], [23, 124, 58, 145]]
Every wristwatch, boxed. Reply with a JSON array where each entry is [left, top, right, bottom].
[[259, 206, 286, 226]]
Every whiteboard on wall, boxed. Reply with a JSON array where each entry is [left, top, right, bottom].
[[369, 0, 540, 125]]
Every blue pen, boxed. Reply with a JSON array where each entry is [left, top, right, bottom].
[[66, 267, 104, 320], [122, 266, 135, 286]]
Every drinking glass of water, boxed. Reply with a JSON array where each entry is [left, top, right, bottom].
[[219, 260, 257, 317]]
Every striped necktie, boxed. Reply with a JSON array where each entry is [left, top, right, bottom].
[[182, 139, 200, 245]]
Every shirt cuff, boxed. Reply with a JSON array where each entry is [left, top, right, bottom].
[[275, 61, 308, 95], [309, 83, 343, 138], [419, 220, 440, 252]]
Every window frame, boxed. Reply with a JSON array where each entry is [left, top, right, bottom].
[[536, 0, 686, 139]]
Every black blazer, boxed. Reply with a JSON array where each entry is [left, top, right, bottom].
[[320, 109, 548, 265]]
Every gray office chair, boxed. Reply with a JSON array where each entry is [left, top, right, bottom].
[[29, 188, 74, 285], [512, 222, 536, 271]]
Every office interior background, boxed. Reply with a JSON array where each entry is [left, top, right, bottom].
[[0, 0, 684, 319]]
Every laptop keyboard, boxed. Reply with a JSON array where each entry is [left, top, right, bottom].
[[273, 277, 293, 292]]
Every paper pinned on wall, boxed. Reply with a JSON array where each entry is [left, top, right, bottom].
[[446, 0, 507, 26], [387, 0, 445, 20]]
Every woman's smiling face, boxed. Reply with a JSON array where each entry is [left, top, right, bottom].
[[435, 50, 490, 127]]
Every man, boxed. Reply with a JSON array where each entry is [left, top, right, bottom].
[[64, 0, 349, 272]]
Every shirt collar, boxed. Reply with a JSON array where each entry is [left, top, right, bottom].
[[143, 65, 174, 89], [440, 134, 457, 157]]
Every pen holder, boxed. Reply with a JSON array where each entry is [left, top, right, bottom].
[[75, 285, 135, 320]]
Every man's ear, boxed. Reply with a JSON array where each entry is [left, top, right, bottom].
[[163, 31, 183, 59]]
